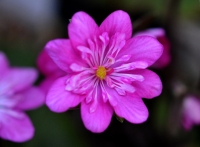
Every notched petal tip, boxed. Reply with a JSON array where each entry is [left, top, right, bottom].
[[81, 101, 113, 133], [100, 10, 132, 39], [68, 11, 99, 48], [108, 87, 149, 124]]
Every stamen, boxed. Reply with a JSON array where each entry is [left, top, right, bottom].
[[96, 66, 107, 80]]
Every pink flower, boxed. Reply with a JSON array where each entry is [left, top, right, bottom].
[[37, 50, 65, 94], [135, 28, 171, 68], [182, 96, 200, 130], [45, 10, 163, 132], [0, 52, 44, 142]]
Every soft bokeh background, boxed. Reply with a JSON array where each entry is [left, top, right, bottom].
[[0, 0, 200, 146]]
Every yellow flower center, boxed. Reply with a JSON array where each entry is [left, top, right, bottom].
[[96, 66, 106, 80]]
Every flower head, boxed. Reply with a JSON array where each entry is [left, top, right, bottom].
[[135, 28, 171, 68], [45, 10, 163, 132], [0, 52, 44, 142], [182, 95, 200, 130]]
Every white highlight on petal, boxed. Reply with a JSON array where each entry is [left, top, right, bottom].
[[89, 81, 99, 113], [0, 95, 20, 108], [114, 61, 148, 72], [111, 73, 144, 82], [115, 55, 131, 63], [70, 63, 87, 72], [77, 46, 93, 55], [100, 81, 117, 106], [99, 32, 110, 65], [115, 87, 126, 95], [0, 108, 24, 119], [86, 92, 93, 104], [102, 33, 126, 65]]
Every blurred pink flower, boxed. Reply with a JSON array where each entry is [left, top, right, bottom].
[[37, 50, 66, 94], [0, 52, 44, 142], [45, 10, 163, 132], [135, 28, 171, 68], [182, 96, 200, 130]]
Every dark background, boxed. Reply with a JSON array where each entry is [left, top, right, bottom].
[[0, 0, 200, 146]]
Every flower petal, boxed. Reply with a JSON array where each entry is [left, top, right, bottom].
[[45, 39, 85, 73], [135, 28, 165, 38], [37, 50, 65, 76], [68, 11, 99, 48], [2, 68, 37, 93], [183, 96, 200, 124], [152, 36, 171, 68], [135, 28, 171, 68], [81, 100, 113, 133], [39, 75, 59, 95], [0, 52, 9, 76], [131, 69, 162, 98], [0, 110, 34, 142], [182, 115, 193, 130], [114, 96, 148, 123], [100, 10, 132, 39], [15, 87, 45, 110], [118, 36, 163, 67], [182, 96, 200, 130], [46, 76, 84, 112], [105, 86, 148, 123]]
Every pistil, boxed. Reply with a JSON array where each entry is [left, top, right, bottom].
[[96, 66, 107, 80]]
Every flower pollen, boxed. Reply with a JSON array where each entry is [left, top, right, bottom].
[[96, 66, 106, 80]]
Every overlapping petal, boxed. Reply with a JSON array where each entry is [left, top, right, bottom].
[[113, 95, 148, 123], [39, 75, 59, 94], [182, 96, 200, 130], [183, 96, 200, 124], [68, 11, 99, 48], [0, 95, 19, 108], [2, 68, 37, 93], [45, 39, 86, 73], [131, 69, 162, 98], [135, 28, 165, 38], [118, 36, 163, 67], [105, 86, 148, 123], [81, 100, 113, 133], [0, 52, 9, 76], [100, 10, 132, 39], [153, 36, 171, 68], [113, 94, 148, 124], [15, 87, 45, 110], [37, 50, 65, 76], [0, 110, 34, 142], [46, 76, 84, 112], [135, 28, 171, 68]]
